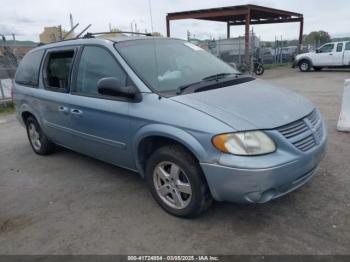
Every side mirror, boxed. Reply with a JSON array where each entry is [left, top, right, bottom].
[[316, 49, 320, 53], [97, 77, 137, 98]]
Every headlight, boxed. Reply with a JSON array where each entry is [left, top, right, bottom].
[[212, 131, 276, 156]]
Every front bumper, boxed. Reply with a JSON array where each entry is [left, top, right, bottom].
[[200, 124, 327, 203]]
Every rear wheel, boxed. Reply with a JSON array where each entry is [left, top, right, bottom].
[[298, 60, 311, 72], [313, 66, 323, 71], [254, 64, 265, 75], [145, 145, 212, 218], [25, 116, 55, 155]]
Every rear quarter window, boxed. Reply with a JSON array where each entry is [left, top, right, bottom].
[[336, 43, 343, 52], [346, 42, 350, 51], [15, 49, 44, 87]]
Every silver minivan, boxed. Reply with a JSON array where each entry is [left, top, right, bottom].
[[14, 35, 327, 217]]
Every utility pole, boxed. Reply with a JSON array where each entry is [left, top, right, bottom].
[[251, 27, 254, 72], [58, 25, 63, 40], [130, 20, 136, 33], [70, 14, 74, 30], [238, 36, 241, 65]]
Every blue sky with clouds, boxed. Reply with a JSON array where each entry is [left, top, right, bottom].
[[1, 0, 349, 41]]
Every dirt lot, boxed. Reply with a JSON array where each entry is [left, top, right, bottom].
[[0, 68, 349, 255]]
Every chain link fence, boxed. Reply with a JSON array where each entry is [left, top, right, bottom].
[[196, 32, 312, 70], [0, 43, 34, 107]]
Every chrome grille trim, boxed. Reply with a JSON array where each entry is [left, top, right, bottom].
[[278, 121, 309, 139], [277, 109, 323, 152]]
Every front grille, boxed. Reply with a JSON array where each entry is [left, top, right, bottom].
[[277, 110, 323, 152], [277, 118, 309, 139]]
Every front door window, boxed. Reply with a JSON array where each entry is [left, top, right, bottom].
[[75, 46, 127, 96]]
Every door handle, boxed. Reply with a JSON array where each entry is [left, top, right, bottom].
[[70, 108, 83, 117], [329, 53, 333, 55], [58, 106, 69, 114]]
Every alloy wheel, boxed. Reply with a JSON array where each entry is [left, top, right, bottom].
[[300, 62, 309, 71], [28, 123, 41, 151], [153, 161, 192, 209]]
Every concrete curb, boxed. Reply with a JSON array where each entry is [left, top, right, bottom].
[[337, 79, 350, 132]]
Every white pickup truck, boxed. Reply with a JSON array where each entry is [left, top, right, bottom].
[[293, 41, 350, 72]]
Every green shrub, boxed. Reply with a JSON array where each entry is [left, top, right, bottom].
[[0, 100, 15, 113]]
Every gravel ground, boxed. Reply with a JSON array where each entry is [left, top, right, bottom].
[[0, 67, 349, 255]]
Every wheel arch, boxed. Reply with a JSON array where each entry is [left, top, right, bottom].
[[298, 57, 313, 67], [22, 111, 35, 123], [18, 104, 42, 126], [133, 124, 209, 176]]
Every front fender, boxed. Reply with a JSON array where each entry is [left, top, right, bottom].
[[295, 55, 313, 66], [133, 124, 209, 174]]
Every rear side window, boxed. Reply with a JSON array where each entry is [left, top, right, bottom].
[[44, 50, 75, 92], [75, 46, 127, 95], [336, 43, 343, 52], [346, 42, 350, 51], [15, 50, 44, 86]]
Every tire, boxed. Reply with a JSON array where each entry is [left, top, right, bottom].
[[25, 116, 55, 155], [313, 67, 323, 71], [254, 64, 265, 75], [298, 60, 311, 72], [145, 145, 212, 218]]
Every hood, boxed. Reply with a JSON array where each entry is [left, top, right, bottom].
[[297, 52, 314, 58], [170, 79, 314, 131]]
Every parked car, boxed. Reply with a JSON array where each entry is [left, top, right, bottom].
[[14, 36, 327, 217], [293, 41, 350, 72]]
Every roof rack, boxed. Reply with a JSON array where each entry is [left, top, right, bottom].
[[35, 31, 153, 47], [82, 31, 152, 38]]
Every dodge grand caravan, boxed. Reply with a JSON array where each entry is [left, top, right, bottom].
[[13, 35, 327, 217]]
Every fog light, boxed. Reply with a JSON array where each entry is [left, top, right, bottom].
[[245, 189, 277, 203], [245, 192, 263, 203]]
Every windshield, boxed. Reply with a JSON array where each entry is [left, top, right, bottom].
[[115, 39, 239, 93]]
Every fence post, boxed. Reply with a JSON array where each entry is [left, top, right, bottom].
[[238, 36, 241, 65], [0, 80, 7, 108]]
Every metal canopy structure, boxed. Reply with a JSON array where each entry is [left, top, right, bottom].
[[166, 4, 304, 63]]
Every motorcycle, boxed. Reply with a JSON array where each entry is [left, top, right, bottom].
[[253, 59, 265, 75], [236, 58, 265, 76]]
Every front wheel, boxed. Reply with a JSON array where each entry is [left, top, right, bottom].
[[145, 145, 212, 218], [298, 60, 311, 72]]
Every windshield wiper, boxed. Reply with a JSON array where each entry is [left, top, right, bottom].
[[176, 73, 238, 95], [202, 72, 235, 81], [176, 81, 202, 94]]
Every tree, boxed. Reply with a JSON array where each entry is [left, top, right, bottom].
[[304, 31, 331, 46]]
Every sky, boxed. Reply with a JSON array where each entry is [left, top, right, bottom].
[[1, 0, 349, 42]]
